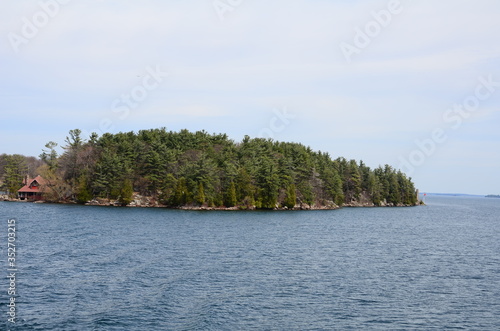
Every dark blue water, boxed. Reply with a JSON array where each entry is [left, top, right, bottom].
[[1, 196, 499, 330]]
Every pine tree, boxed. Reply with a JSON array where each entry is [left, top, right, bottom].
[[284, 184, 296, 208], [388, 172, 401, 205], [30, 128, 419, 209], [159, 174, 177, 205], [224, 181, 237, 207], [256, 161, 279, 209], [196, 182, 205, 206], [40, 142, 59, 172], [367, 172, 382, 205], [173, 177, 189, 206], [76, 175, 92, 203], [4, 154, 27, 198], [119, 178, 134, 206]]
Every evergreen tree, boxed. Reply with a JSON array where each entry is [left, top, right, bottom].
[[224, 181, 237, 207], [27, 128, 419, 209], [119, 178, 134, 206], [256, 160, 279, 209], [173, 177, 189, 206], [284, 184, 297, 208], [196, 182, 205, 206], [235, 167, 254, 202], [160, 174, 177, 205], [388, 172, 401, 205], [4, 154, 27, 198], [40, 142, 59, 172], [367, 172, 382, 205], [76, 175, 92, 204]]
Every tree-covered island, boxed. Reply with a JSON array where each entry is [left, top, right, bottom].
[[1, 128, 420, 209]]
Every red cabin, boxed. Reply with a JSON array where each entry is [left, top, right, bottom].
[[18, 175, 47, 201]]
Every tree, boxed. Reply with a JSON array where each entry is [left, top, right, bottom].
[[235, 167, 254, 202], [319, 165, 343, 206], [37, 164, 72, 202], [173, 177, 189, 206], [143, 149, 163, 196], [388, 172, 401, 205], [65, 129, 83, 149], [60, 129, 86, 185], [92, 150, 123, 198], [196, 182, 205, 206], [76, 175, 92, 203], [27, 128, 419, 208], [160, 174, 177, 205], [284, 184, 296, 208], [367, 172, 382, 205], [224, 181, 237, 207], [40, 142, 59, 172], [119, 178, 134, 206], [255, 159, 280, 209], [344, 159, 362, 202], [4, 154, 27, 198]]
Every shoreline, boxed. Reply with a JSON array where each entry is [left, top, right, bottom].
[[0, 197, 421, 210]]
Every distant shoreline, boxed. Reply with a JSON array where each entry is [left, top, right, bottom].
[[423, 193, 486, 197]]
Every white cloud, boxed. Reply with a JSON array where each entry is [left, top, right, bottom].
[[1, 0, 500, 194]]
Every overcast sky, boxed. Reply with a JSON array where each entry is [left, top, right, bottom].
[[1, 0, 499, 195]]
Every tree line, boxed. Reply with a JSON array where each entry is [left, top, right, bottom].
[[1, 128, 419, 208]]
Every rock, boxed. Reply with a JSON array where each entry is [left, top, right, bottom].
[[300, 203, 311, 210]]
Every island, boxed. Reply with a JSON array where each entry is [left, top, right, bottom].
[[486, 195, 500, 198], [1, 129, 420, 210]]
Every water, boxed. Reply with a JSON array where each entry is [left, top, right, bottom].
[[1, 196, 499, 330]]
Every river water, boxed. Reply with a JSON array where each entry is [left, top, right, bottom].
[[1, 195, 499, 330]]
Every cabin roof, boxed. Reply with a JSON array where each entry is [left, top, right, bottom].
[[18, 175, 47, 193]]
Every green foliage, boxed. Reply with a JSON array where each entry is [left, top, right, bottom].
[[160, 174, 177, 205], [284, 184, 297, 208], [196, 182, 205, 206], [76, 176, 92, 204], [255, 158, 280, 209], [343, 159, 362, 202], [367, 172, 382, 206], [297, 181, 314, 205], [4, 154, 27, 197], [40, 142, 59, 172], [28, 128, 418, 208], [172, 177, 190, 206], [119, 178, 134, 206], [224, 181, 237, 207]]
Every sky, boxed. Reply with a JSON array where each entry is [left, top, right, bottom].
[[1, 0, 499, 195]]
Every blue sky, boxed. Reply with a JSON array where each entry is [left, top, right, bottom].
[[1, 0, 499, 195]]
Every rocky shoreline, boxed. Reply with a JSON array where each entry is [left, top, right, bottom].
[[1, 193, 421, 210]]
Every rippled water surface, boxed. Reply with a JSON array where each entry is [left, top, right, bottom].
[[1, 196, 499, 330]]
